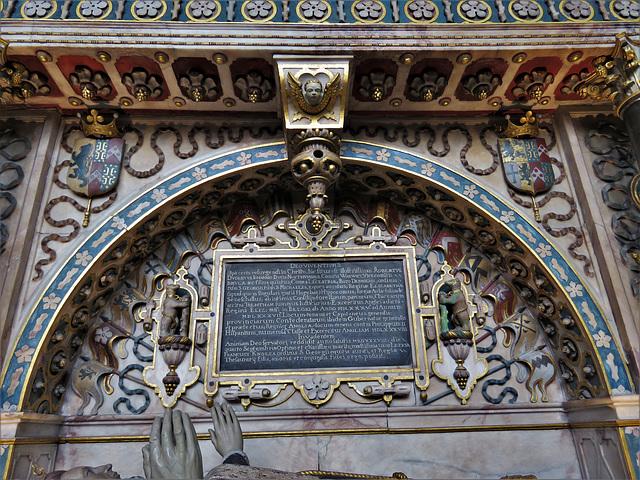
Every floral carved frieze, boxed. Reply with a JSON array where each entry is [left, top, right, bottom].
[[243, 0, 276, 21], [461, 68, 502, 100], [132, 0, 166, 19], [297, 0, 330, 21], [0, 61, 50, 104], [234, 70, 273, 103], [509, 0, 543, 19], [407, 68, 448, 102], [21, 0, 56, 18], [178, 68, 219, 102], [77, 0, 111, 18], [560, 68, 590, 97], [186, 0, 220, 20], [458, 0, 491, 21], [352, 0, 385, 21], [122, 67, 163, 102], [68, 65, 112, 100], [611, 0, 640, 18], [512, 67, 554, 103], [405, 0, 438, 21], [357, 70, 396, 102], [560, 0, 594, 19]]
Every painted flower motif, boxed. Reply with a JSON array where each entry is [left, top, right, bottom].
[[192, 167, 207, 181], [151, 188, 167, 202], [237, 152, 252, 165], [463, 184, 478, 199], [376, 148, 390, 162], [80, 0, 108, 16], [24, 0, 53, 16], [593, 330, 611, 349], [189, 0, 217, 17], [562, 0, 591, 18], [625, 427, 640, 437], [2, 402, 17, 412], [566, 281, 583, 298], [500, 210, 515, 223], [111, 216, 126, 231], [460, 0, 489, 18], [94, 327, 113, 344], [421, 162, 435, 176], [612, 384, 631, 395], [246, 0, 272, 18], [512, 0, 540, 18], [408, 0, 436, 19], [613, 0, 640, 17], [535, 242, 551, 258], [74, 250, 93, 267], [43, 293, 61, 310], [135, 0, 163, 17], [355, 0, 383, 19], [15, 345, 35, 364], [303, 376, 331, 400], [300, 0, 328, 19]]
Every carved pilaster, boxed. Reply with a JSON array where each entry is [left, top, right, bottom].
[[578, 32, 640, 166]]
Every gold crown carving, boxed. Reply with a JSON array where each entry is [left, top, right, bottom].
[[500, 110, 539, 138], [78, 109, 122, 138]]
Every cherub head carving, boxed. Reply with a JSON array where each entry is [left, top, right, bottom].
[[303, 78, 323, 106]]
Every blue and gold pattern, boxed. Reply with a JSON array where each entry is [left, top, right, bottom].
[[1, 0, 628, 21], [0, 141, 635, 477]]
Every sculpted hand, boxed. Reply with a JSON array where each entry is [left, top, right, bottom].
[[208, 403, 243, 458], [142, 409, 203, 480]]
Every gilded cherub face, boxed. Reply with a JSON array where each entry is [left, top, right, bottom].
[[303, 79, 323, 106]]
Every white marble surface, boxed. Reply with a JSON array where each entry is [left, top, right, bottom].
[[53, 428, 582, 479]]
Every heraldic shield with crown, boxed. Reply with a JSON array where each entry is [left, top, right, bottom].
[[68, 137, 124, 198], [497, 111, 555, 222], [67, 109, 125, 226], [498, 138, 554, 196]]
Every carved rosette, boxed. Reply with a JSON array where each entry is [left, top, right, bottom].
[[122, 67, 163, 102], [407, 68, 448, 102], [512, 67, 554, 103], [68, 65, 112, 100], [461, 68, 502, 100], [0, 61, 50, 104]]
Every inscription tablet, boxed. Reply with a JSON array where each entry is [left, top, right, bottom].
[[220, 260, 412, 371]]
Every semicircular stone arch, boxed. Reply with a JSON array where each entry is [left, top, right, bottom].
[[0, 140, 634, 419]]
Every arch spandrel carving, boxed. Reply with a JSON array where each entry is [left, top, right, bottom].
[[0, 141, 634, 427]]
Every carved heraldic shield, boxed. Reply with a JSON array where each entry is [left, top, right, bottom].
[[68, 137, 124, 198]]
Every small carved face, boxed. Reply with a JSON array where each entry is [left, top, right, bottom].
[[304, 80, 323, 106]]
